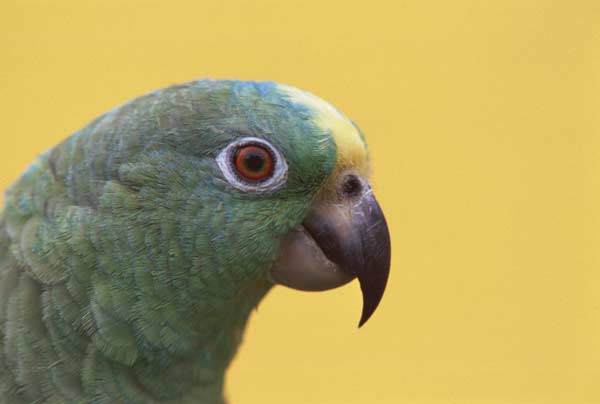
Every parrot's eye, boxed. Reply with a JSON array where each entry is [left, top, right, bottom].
[[234, 145, 274, 181], [216, 137, 288, 193]]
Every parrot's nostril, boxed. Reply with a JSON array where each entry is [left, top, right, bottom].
[[341, 174, 363, 198]]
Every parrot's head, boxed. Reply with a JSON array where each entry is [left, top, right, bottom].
[[105, 80, 390, 327], [154, 81, 390, 325]]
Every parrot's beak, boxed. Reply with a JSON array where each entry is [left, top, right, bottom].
[[270, 185, 391, 327]]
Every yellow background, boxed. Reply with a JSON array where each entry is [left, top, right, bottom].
[[1, 1, 599, 403]]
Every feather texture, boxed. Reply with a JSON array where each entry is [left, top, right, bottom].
[[0, 80, 365, 403]]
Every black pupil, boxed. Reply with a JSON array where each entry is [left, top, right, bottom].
[[342, 175, 362, 197], [243, 150, 266, 172]]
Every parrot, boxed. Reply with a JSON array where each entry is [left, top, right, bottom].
[[0, 79, 391, 404]]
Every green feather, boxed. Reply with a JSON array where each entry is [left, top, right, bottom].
[[0, 80, 340, 402]]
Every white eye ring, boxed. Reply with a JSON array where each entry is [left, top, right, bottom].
[[216, 137, 288, 193]]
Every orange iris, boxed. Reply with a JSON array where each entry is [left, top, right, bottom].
[[234, 145, 274, 181]]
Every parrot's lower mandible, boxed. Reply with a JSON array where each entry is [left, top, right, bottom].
[[0, 80, 391, 403]]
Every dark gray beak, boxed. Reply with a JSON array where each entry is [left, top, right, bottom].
[[270, 187, 391, 327]]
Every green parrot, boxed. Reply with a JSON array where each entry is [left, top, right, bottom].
[[0, 80, 391, 403]]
